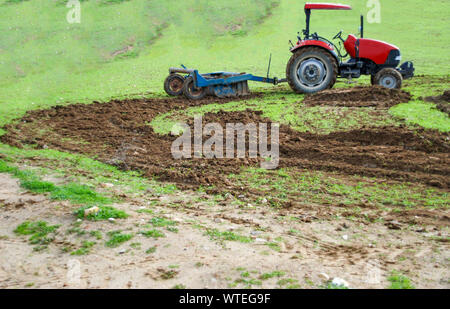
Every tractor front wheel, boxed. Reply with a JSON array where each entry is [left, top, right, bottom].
[[372, 68, 403, 89], [164, 74, 185, 96], [182, 76, 207, 100], [286, 47, 338, 94]]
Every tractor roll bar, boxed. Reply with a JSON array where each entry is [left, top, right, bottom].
[[303, 3, 352, 38], [304, 3, 352, 10]]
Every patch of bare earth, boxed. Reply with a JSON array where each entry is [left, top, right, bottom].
[[303, 86, 412, 108], [0, 87, 449, 288], [425, 90, 450, 116], [0, 171, 448, 289]]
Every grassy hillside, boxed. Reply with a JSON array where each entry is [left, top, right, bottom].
[[0, 0, 449, 131]]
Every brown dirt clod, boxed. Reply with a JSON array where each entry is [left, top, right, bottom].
[[304, 86, 412, 108], [425, 90, 450, 116]]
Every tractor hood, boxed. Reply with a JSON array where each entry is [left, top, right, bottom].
[[344, 34, 400, 65]]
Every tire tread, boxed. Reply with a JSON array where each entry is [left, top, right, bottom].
[[373, 68, 403, 89], [286, 47, 338, 94]]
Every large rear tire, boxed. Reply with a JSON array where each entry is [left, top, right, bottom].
[[182, 76, 207, 100], [373, 68, 403, 89], [164, 74, 185, 96], [286, 47, 338, 94]]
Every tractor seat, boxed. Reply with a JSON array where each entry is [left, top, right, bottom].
[[344, 34, 358, 56]]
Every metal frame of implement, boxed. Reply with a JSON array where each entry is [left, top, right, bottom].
[[169, 61, 287, 98]]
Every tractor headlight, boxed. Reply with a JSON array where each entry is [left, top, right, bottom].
[[395, 55, 402, 61]]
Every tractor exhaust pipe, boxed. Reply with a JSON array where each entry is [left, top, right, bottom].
[[360, 15, 364, 38]]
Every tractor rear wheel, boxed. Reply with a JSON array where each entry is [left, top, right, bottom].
[[182, 76, 207, 100], [164, 74, 185, 96], [286, 47, 338, 94], [372, 68, 403, 89]]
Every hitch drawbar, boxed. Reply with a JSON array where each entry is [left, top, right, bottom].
[[164, 66, 287, 100]]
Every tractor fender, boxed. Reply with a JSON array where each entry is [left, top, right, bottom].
[[290, 40, 339, 64]]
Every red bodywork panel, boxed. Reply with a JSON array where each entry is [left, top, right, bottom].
[[304, 3, 352, 10], [291, 40, 334, 53], [344, 34, 399, 64]]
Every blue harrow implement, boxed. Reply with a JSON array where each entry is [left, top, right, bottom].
[[164, 63, 287, 100]]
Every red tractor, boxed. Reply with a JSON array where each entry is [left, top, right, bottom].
[[286, 3, 414, 93]]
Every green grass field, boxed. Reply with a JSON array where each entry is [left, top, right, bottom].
[[0, 0, 449, 132]]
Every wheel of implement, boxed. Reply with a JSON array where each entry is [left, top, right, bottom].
[[373, 68, 403, 89], [286, 46, 338, 94], [182, 76, 207, 100], [164, 74, 185, 96]]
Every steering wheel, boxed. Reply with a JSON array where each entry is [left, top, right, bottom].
[[333, 30, 343, 40], [332, 30, 348, 58]]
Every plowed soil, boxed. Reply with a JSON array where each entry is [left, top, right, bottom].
[[304, 86, 412, 108], [2, 90, 449, 191], [425, 90, 450, 116], [426, 90, 450, 103]]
